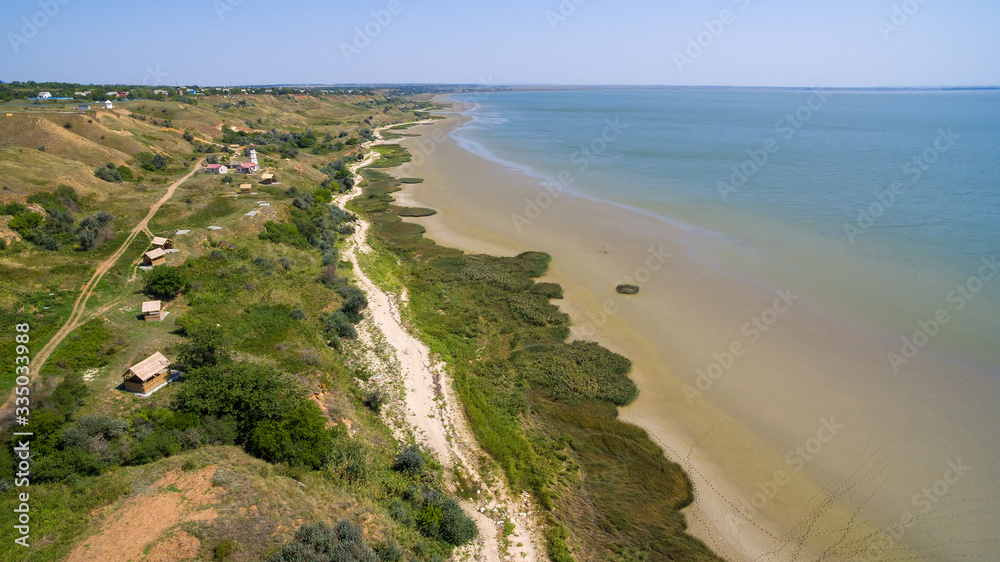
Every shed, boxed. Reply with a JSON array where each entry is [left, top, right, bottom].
[[260, 172, 276, 184], [104, 100, 113, 109], [141, 300, 163, 322], [150, 237, 174, 250], [123, 352, 172, 394], [239, 183, 252, 193], [142, 248, 166, 267]]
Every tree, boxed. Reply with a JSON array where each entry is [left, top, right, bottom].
[[143, 266, 186, 299], [247, 401, 333, 468], [182, 131, 194, 142]]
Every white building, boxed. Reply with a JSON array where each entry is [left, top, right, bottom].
[[104, 100, 114, 109], [38, 92, 52, 99]]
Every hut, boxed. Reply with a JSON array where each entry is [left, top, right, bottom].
[[142, 248, 166, 267], [260, 172, 276, 184], [205, 163, 228, 174], [239, 183, 252, 194], [141, 300, 163, 322], [104, 100, 114, 109], [122, 352, 172, 394], [150, 237, 174, 250]]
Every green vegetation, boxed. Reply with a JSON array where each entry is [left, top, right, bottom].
[[355, 145, 721, 561], [616, 284, 640, 295], [143, 266, 187, 299], [0, 89, 720, 561], [94, 162, 123, 183], [269, 521, 378, 561]]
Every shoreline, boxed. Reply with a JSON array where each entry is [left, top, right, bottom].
[[382, 97, 1000, 560]]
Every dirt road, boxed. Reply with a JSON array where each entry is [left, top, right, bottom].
[[30, 160, 204, 379]]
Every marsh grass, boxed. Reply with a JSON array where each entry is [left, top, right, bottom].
[[357, 143, 722, 561]]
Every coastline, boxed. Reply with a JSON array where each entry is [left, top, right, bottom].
[[383, 97, 1000, 560]]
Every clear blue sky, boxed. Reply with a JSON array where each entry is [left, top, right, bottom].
[[3, 0, 998, 87]]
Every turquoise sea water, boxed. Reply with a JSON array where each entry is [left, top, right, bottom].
[[452, 90, 1000, 371]]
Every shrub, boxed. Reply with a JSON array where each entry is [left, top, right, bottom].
[[362, 389, 384, 413], [75, 211, 115, 250], [94, 163, 123, 183], [143, 266, 187, 299], [393, 445, 424, 474], [213, 539, 237, 560], [269, 522, 378, 562]]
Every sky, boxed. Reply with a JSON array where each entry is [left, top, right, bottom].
[[2, 0, 998, 87]]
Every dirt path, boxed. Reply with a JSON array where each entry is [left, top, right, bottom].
[[337, 127, 542, 561], [30, 160, 203, 379]]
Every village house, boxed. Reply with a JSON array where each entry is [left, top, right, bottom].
[[236, 162, 259, 173], [205, 163, 228, 174], [150, 237, 174, 250], [142, 300, 163, 322], [122, 352, 173, 394], [38, 91, 52, 99], [142, 248, 166, 267]]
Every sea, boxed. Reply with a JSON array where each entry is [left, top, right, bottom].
[[451, 89, 1000, 373]]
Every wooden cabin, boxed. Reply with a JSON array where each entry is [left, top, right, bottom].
[[123, 352, 172, 394], [239, 183, 252, 194], [150, 237, 174, 250], [260, 172, 276, 185], [141, 300, 163, 322], [142, 248, 166, 267]]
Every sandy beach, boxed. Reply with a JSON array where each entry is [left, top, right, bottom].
[[377, 99, 1000, 561]]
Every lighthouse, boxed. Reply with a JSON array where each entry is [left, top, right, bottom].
[[249, 143, 258, 168]]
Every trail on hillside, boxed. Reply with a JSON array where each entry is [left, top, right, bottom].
[[29, 160, 203, 381], [336, 126, 542, 562]]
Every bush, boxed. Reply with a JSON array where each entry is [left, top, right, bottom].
[[143, 266, 187, 299], [362, 389, 384, 413], [213, 539, 237, 560], [393, 445, 424, 474], [94, 163, 123, 183], [246, 401, 333, 469], [269, 522, 378, 562], [75, 211, 115, 250]]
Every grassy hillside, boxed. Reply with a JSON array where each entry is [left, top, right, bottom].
[[0, 91, 475, 561]]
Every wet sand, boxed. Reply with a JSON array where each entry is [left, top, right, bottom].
[[380, 100, 1000, 561]]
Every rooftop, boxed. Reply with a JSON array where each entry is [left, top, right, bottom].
[[127, 352, 171, 382]]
